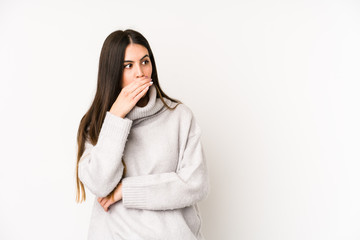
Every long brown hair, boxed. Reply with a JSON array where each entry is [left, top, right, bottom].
[[75, 29, 181, 203]]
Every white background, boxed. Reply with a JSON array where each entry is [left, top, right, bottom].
[[1, 0, 360, 239]]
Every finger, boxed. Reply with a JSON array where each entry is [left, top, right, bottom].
[[130, 81, 153, 100], [125, 76, 152, 93], [128, 78, 151, 95], [104, 200, 113, 212], [100, 197, 108, 206], [133, 85, 150, 102]]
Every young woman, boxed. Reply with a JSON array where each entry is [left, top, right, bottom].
[[75, 29, 210, 239]]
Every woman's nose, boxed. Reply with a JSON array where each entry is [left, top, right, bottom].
[[135, 64, 144, 78]]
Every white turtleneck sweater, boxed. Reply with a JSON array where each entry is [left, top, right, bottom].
[[78, 85, 210, 240]]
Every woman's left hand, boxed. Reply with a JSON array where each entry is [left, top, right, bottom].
[[97, 182, 123, 212]]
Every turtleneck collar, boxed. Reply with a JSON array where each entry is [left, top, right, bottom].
[[126, 85, 172, 121]]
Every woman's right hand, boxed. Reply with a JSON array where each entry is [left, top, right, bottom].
[[109, 76, 153, 118]]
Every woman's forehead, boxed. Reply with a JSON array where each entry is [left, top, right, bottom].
[[124, 44, 149, 61]]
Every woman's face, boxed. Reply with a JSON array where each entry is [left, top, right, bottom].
[[122, 43, 152, 88]]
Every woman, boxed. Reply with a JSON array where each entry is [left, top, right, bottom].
[[75, 29, 210, 240]]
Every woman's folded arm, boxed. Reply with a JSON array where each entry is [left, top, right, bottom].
[[122, 117, 210, 210], [78, 111, 133, 197]]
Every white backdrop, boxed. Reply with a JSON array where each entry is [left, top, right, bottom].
[[1, 0, 360, 239]]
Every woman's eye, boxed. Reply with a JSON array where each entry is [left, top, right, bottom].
[[124, 60, 149, 69]]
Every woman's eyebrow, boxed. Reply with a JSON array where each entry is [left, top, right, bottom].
[[124, 54, 149, 63]]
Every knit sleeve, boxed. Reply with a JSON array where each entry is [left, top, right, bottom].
[[78, 111, 133, 197], [121, 113, 210, 210]]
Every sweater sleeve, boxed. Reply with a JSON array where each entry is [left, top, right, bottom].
[[78, 111, 133, 197], [121, 114, 210, 210]]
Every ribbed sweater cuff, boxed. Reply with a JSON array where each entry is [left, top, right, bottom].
[[122, 178, 148, 209], [99, 111, 133, 141]]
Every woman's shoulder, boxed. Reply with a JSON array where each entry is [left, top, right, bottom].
[[164, 99, 202, 135], [167, 100, 195, 118], [167, 101, 200, 128]]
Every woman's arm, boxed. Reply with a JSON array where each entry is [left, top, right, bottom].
[[121, 115, 210, 211], [78, 111, 132, 197]]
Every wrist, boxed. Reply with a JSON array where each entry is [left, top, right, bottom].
[[109, 109, 125, 119]]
